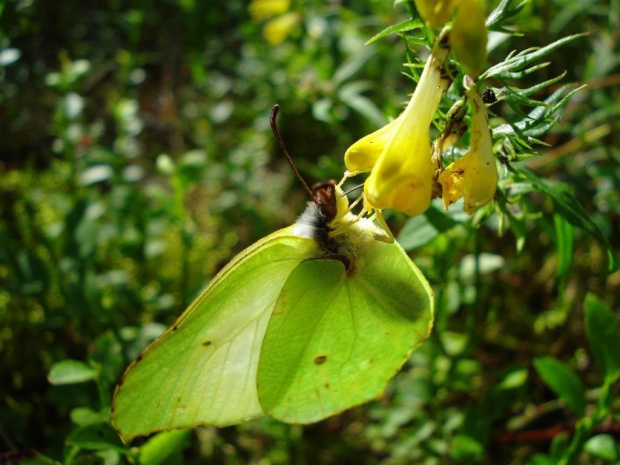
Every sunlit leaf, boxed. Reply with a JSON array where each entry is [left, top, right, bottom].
[[48, 360, 98, 385]]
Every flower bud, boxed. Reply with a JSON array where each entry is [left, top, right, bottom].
[[414, 0, 456, 29], [438, 77, 497, 214], [451, 0, 487, 77]]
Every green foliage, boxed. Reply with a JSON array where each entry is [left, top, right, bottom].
[[584, 295, 620, 383], [1, 0, 619, 463], [533, 356, 586, 417]]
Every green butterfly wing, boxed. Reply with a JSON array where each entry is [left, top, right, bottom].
[[257, 237, 433, 423], [112, 227, 318, 442]]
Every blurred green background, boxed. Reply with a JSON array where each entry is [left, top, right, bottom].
[[1, 0, 619, 463]]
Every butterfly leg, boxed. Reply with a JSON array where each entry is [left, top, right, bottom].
[[369, 209, 395, 243]]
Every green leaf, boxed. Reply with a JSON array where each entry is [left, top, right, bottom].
[[491, 72, 568, 110], [554, 214, 574, 278], [528, 454, 556, 465], [459, 253, 505, 282], [514, 72, 567, 98], [70, 407, 107, 426], [365, 18, 424, 45], [90, 331, 124, 386], [520, 169, 618, 273], [584, 434, 618, 461], [549, 431, 571, 460], [79, 164, 113, 186], [338, 81, 385, 126], [498, 61, 551, 80], [584, 294, 620, 382], [482, 33, 587, 80], [533, 356, 586, 417], [496, 87, 550, 108], [486, 0, 529, 32], [497, 369, 528, 390], [139, 430, 191, 465], [440, 332, 468, 357], [48, 360, 98, 385], [519, 85, 582, 139], [66, 424, 128, 453], [398, 205, 459, 250], [333, 48, 375, 85], [450, 435, 485, 462]]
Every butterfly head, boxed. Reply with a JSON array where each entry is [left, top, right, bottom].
[[311, 181, 338, 220], [294, 181, 349, 242]]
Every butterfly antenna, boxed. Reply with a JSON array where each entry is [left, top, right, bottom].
[[270, 104, 314, 200], [342, 183, 365, 197]]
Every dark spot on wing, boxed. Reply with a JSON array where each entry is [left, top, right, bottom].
[[324, 383, 330, 389], [202, 341, 212, 347], [136, 354, 143, 362], [314, 355, 327, 365], [172, 325, 178, 331]]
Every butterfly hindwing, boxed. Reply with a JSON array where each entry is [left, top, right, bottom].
[[112, 227, 318, 442], [257, 236, 433, 423]]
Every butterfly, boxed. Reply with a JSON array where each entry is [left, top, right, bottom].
[[111, 106, 434, 442]]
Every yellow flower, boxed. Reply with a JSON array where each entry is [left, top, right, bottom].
[[248, 0, 300, 45], [344, 114, 403, 175], [450, 0, 488, 77], [263, 12, 301, 45], [248, 0, 290, 21], [414, 0, 456, 29], [438, 77, 497, 214], [360, 46, 451, 216]]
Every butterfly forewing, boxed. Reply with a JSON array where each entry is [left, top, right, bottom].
[[112, 228, 318, 442], [257, 237, 434, 423]]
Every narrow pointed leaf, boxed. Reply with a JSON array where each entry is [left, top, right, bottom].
[[519, 170, 618, 273], [533, 356, 586, 417], [366, 18, 424, 45], [584, 294, 620, 382]]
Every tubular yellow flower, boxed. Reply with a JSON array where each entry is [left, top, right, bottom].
[[363, 46, 451, 217], [414, 0, 456, 29], [344, 114, 403, 175], [438, 76, 497, 214], [451, 0, 488, 77]]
